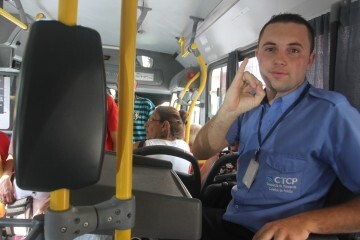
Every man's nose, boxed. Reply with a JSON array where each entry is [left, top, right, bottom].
[[274, 51, 287, 65]]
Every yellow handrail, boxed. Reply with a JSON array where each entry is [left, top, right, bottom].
[[176, 72, 200, 110], [0, 8, 28, 30], [116, 0, 137, 239], [178, 37, 189, 57], [49, 0, 78, 213], [184, 43, 207, 143]]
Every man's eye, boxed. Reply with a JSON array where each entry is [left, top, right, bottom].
[[290, 49, 300, 54]]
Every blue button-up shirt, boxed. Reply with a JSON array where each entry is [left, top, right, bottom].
[[225, 81, 360, 232]]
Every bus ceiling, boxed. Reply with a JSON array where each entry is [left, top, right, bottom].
[[1, 0, 343, 69]]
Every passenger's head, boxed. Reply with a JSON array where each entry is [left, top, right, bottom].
[[189, 124, 202, 149], [144, 106, 188, 140], [255, 13, 316, 95], [258, 13, 315, 53]]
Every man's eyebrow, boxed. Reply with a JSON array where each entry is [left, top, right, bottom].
[[260, 41, 305, 49], [288, 42, 305, 49], [261, 41, 276, 47]]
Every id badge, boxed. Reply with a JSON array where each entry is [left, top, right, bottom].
[[242, 158, 259, 189]]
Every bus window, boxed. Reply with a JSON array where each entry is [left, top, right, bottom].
[[0, 74, 16, 132], [239, 56, 265, 84], [108, 88, 117, 99], [208, 65, 227, 119], [0, 75, 11, 130], [106, 85, 118, 104], [136, 55, 153, 68], [190, 101, 200, 124]]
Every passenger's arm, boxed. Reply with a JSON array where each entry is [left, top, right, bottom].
[[0, 154, 15, 203], [33, 197, 50, 217], [133, 141, 141, 150], [192, 58, 265, 160], [110, 131, 117, 151], [253, 196, 360, 240], [200, 154, 219, 186]]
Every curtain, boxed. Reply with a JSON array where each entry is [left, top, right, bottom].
[[307, 13, 331, 89], [334, 0, 360, 110]]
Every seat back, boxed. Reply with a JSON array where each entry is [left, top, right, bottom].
[[324, 178, 355, 207], [133, 145, 201, 199], [14, 21, 106, 191], [71, 151, 202, 240]]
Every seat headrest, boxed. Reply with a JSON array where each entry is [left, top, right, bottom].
[[14, 21, 106, 191]]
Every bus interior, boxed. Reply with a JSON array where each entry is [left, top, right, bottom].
[[0, 0, 360, 239]]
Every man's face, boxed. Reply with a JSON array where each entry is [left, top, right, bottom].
[[256, 22, 315, 97]]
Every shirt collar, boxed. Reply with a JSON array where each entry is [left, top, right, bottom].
[[264, 80, 309, 113]]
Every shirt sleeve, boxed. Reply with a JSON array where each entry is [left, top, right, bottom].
[[329, 101, 360, 194]]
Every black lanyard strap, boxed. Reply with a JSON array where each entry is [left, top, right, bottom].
[[255, 83, 311, 160]]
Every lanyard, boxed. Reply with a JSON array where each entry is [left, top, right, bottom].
[[255, 83, 311, 161]]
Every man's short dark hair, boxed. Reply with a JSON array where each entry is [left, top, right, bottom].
[[258, 13, 315, 53]]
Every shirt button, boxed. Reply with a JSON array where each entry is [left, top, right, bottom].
[[235, 205, 239, 209]]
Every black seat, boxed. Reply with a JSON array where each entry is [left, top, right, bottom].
[[200, 152, 238, 208], [133, 145, 201, 199], [0, 20, 106, 239]]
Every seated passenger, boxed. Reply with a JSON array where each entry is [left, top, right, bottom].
[[0, 131, 10, 217], [133, 106, 191, 174], [189, 123, 202, 151], [0, 139, 50, 217], [189, 124, 236, 185], [105, 94, 118, 151], [0, 138, 49, 238]]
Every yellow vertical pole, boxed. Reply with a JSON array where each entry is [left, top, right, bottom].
[[58, 0, 78, 26], [0, 157, 4, 217], [115, 0, 137, 239], [48, 0, 78, 212], [50, 189, 69, 210]]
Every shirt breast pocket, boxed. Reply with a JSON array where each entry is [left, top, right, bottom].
[[262, 154, 306, 202]]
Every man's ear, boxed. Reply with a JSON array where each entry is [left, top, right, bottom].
[[307, 52, 316, 71]]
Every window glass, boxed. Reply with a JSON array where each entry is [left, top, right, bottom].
[[209, 65, 227, 118], [170, 92, 178, 107], [106, 86, 118, 103], [220, 66, 227, 104], [239, 56, 264, 84], [0, 74, 17, 131], [190, 101, 200, 124], [136, 55, 153, 68]]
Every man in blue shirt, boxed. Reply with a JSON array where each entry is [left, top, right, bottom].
[[193, 13, 360, 240]]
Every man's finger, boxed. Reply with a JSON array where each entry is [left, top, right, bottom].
[[231, 58, 249, 88], [239, 57, 249, 73], [243, 71, 261, 88]]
